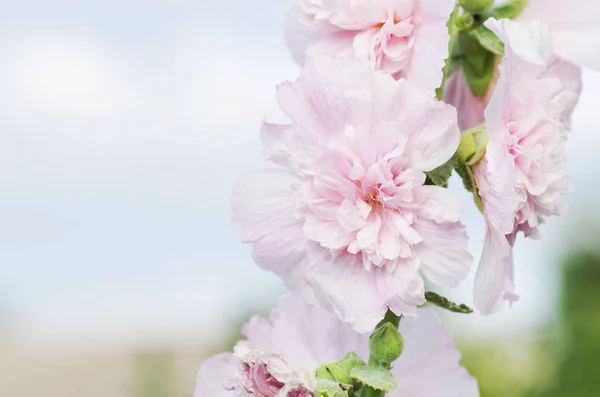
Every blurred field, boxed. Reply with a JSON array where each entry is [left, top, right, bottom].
[[3, 244, 599, 397], [0, 347, 206, 397]]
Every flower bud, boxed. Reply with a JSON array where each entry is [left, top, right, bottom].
[[315, 363, 353, 386], [369, 323, 404, 365], [459, 0, 494, 14]]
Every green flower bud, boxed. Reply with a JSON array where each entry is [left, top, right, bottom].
[[369, 323, 404, 365], [459, 0, 494, 14], [337, 351, 366, 373], [315, 363, 353, 386]]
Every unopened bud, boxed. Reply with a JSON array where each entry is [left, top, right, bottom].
[[315, 363, 353, 386], [369, 323, 404, 365], [459, 0, 494, 14]]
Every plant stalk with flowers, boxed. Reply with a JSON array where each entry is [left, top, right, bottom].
[[195, 0, 600, 395]]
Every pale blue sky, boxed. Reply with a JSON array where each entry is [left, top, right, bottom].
[[1, 0, 599, 348]]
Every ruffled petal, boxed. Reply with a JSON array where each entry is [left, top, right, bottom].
[[232, 169, 312, 292], [195, 353, 238, 397], [389, 309, 480, 397]]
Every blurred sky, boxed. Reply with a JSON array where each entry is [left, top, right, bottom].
[[1, 0, 599, 350]]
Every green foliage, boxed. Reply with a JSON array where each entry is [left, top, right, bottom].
[[485, 0, 529, 20], [471, 25, 504, 55], [425, 154, 458, 187], [316, 379, 349, 397], [540, 250, 600, 397], [350, 366, 398, 392], [459, 0, 494, 15], [337, 352, 366, 374], [316, 363, 353, 386], [424, 291, 473, 314], [459, 31, 498, 97]]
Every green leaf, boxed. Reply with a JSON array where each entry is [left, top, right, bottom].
[[459, 0, 494, 14], [457, 123, 489, 165], [316, 379, 349, 397], [337, 352, 366, 374], [425, 153, 458, 188], [424, 291, 473, 314], [350, 366, 398, 392], [485, 0, 529, 20], [471, 25, 504, 55], [316, 363, 353, 385]]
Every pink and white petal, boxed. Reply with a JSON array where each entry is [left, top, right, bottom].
[[485, 18, 552, 71], [243, 293, 368, 370], [385, 269, 427, 318], [443, 69, 490, 131], [306, 30, 358, 58], [194, 353, 238, 397], [261, 122, 320, 170], [413, 216, 473, 288], [307, 255, 426, 333], [474, 140, 520, 236], [404, 0, 455, 94], [276, 56, 373, 135], [388, 309, 480, 397], [284, 5, 332, 65], [372, 78, 460, 171], [543, 57, 582, 130], [414, 185, 463, 223], [519, 0, 600, 70], [307, 260, 387, 333], [232, 169, 312, 291], [473, 229, 514, 315]]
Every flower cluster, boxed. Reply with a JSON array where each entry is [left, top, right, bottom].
[[197, 0, 598, 395], [196, 295, 478, 397]]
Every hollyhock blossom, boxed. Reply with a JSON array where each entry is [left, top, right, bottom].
[[233, 56, 472, 332], [444, 1, 589, 131], [194, 294, 480, 397], [472, 18, 578, 314], [285, 0, 456, 93]]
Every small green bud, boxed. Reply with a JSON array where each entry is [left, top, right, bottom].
[[457, 124, 489, 166], [315, 363, 353, 386], [459, 0, 494, 14], [368, 323, 404, 365], [337, 351, 366, 373]]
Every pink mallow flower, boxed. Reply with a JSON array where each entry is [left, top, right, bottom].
[[472, 18, 578, 314], [194, 294, 480, 397], [232, 56, 472, 333], [285, 0, 456, 93], [444, 1, 589, 131]]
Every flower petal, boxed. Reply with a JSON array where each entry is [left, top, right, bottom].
[[389, 309, 480, 397], [195, 353, 238, 397], [232, 169, 312, 292]]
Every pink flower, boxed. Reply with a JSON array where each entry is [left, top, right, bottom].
[[194, 294, 480, 397], [444, 3, 586, 131], [231, 346, 315, 397], [472, 18, 578, 314], [233, 56, 472, 332], [285, 0, 456, 93]]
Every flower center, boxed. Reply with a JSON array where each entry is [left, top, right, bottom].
[[363, 185, 385, 214]]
